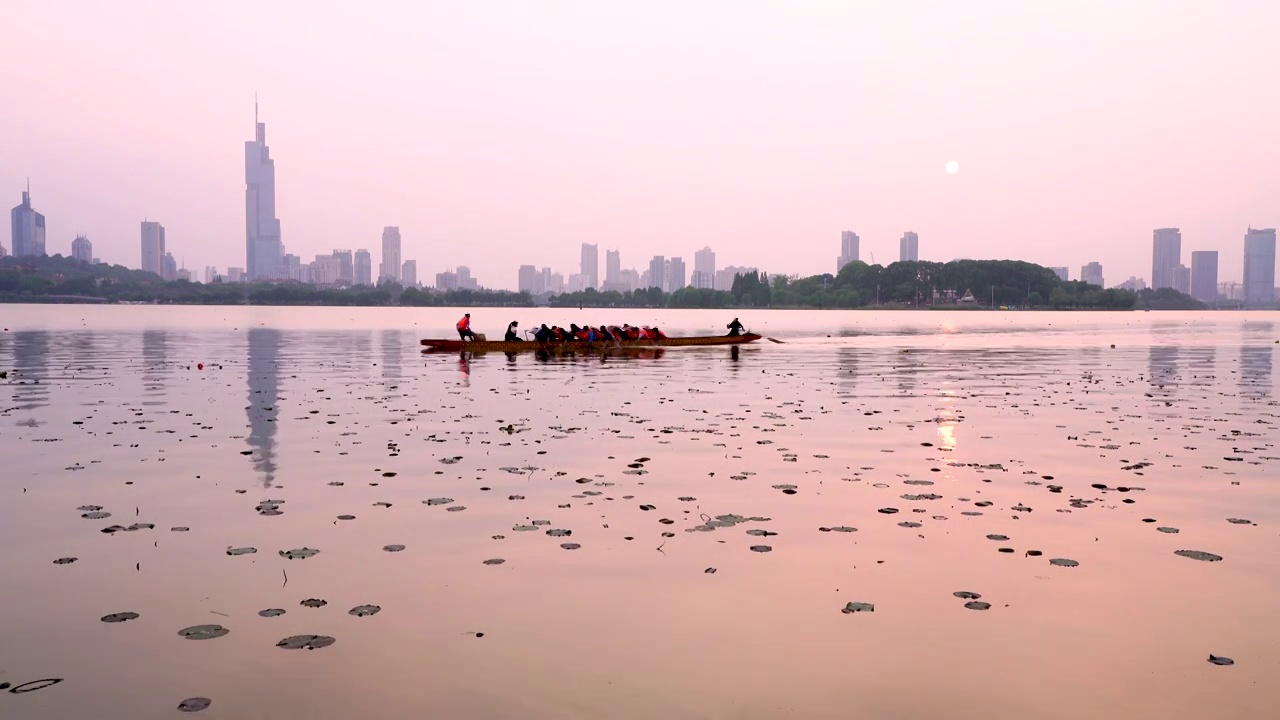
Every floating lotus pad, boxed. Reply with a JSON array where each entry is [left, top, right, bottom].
[[300, 598, 328, 608], [1049, 558, 1079, 567], [279, 548, 319, 560], [277, 634, 336, 650], [226, 547, 257, 556], [1157, 527, 1180, 534], [258, 608, 286, 618], [964, 601, 992, 611], [178, 624, 229, 640], [483, 558, 506, 565], [53, 557, 77, 565], [746, 529, 777, 537], [446, 506, 467, 512], [1226, 518, 1252, 525], [819, 526, 858, 533], [101, 612, 140, 623], [749, 545, 773, 553], [953, 591, 981, 599], [1207, 655, 1234, 666], [546, 529, 572, 537], [77, 505, 103, 512], [349, 605, 381, 617], [177, 697, 212, 712], [1175, 550, 1223, 562], [337, 515, 355, 521], [425, 498, 453, 506], [842, 602, 875, 613], [171, 527, 189, 532], [512, 525, 538, 532], [560, 543, 581, 550], [82, 511, 111, 519], [383, 544, 405, 552], [986, 534, 1009, 541]]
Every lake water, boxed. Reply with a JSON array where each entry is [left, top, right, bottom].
[[2, 306, 1278, 719]]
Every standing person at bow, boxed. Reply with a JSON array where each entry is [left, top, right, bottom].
[[456, 313, 477, 341]]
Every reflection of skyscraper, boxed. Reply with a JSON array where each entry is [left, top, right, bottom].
[[381, 330, 403, 381], [1240, 322, 1274, 399], [8, 331, 51, 416], [246, 329, 281, 487], [245, 102, 283, 281], [1148, 345, 1178, 401], [141, 330, 169, 407]]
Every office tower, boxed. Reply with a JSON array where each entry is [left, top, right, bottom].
[[311, 255, 341, 285], [141, 221, 166, 275], [1243, 228, 1277, 305], [540, 267, 552, 294], [837, 231, 859, 272], [518, 265, 538, 293], [694, 246, 716, 280], [1151, 228, 1181, 290], [606, 250, 621, 283], [435, 270, 459, 290], [177, 268, 192, 282], [900, 231, 919, 262], [380, 227, 402, 282], [331, 249, 354, 284], [647, 256, 665, 290], [667, 257, 687, 290], [619, 268, 639, 292], [204, 266, 219, 283], [402, 260, 417, 287], [10, 187, 46, 257], [280, 254, 302, 282], [354, 249, 372, 285], [1050, 267, 1069, 281], [691, 271, 713, 289], [548, 271, 564, 293], [245, 102, 283, 280], [226, 267, 245, 283], [162, 252, 178, 281], [1190, 251, 1219, 303], [456, 266, 477, 290], [71, 235, 93, 263], [1118, 276, 1148, 291], [1172, 263, 1192, 294], [581, 243, 599, 290], [1081, 262, 1104, 287]]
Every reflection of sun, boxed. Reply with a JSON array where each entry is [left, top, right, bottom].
[[938, 423, 957, 450]]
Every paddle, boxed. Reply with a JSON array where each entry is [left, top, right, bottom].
[[766, 337, 785, 344]]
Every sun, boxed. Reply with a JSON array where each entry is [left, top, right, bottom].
[[945, 161, 959, 174]]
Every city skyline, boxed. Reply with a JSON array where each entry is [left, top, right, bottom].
[[2, 2, 1275, 288]]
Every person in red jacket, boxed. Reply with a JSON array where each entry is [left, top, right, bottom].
[[456, 313, 477, 341]]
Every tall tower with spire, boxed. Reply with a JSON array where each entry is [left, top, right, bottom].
[[11, 180, 47, 257], [245, 97, 283, 280]]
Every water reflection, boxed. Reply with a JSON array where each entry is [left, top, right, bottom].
[[8, 331, 51, 417], [246, 329, 281, 487], [141, 330, 169, 407], [1240, 344, 1273, 399], [1148, 346, 1178, 399], [380, 330, 402, 380]]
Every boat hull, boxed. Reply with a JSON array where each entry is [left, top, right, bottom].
[[420, 333, 762, 353]]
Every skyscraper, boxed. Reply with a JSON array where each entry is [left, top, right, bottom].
[[837, 231, 859, 272], [694, 246, 716, 281], [581, 243, 599, 290], [0, 242, 7, 258], [1243, 228, 1277, 306], [380, 227, 401, 283], [10, 187, 46, 257], [245, 102, 283, 281], [71, 235, 93, 263], [667, 257, 687, 291], [1190, 251, 1219, 303], [141, 221, 165, 276], [605, 250, 621, 283], [354, 249, 372, 286], [161, 252, 178, 281], [1050, 267, 1069, 281], [648, 255, 665, 290], [1173, 264, 1191, 295], [900, 231, 919, 262], [518, 265, 538, 293], [1151, 228, 1181, 290], [1081, 262, 1104, 287], [401, 260, 417, 287], [332, 250, 354, 284]]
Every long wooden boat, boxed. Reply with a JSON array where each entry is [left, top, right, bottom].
[[421, 333, 762, 353]]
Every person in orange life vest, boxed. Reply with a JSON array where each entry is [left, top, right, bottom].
[[456, 313, 477, 341]]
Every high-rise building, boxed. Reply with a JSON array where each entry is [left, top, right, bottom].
[[605, 250, 621, 283], [226, 267, 245, 283], [691, 271, 713, 289], [716, 265, 758, 292], [1243, 227, 1277, 306], [402, 260, 418, 287], [1173, 264, 1191, 294], [540, 267, 552, 294], [245, 102, 283, 281], [648, 256, 665, 290], [1189, 251, 1219, 303], [331, 250, 354, 284], [456, 266, 477, 290], [71, 235, 93, 263], [311, 255, 342, 285], [177, 268, 193, 282], [1081, 262, 1104, 287], [518, 265, 538, 293], [837, 231, 859, 272], [694, 246, 716, 281], [0, 242, 7, 257], [900, 231, 919, 262], [1151, 228, 1181, 290], [162, 252, 178, 282], [618, 269, 639, 292], [141, 221, 165, 276], [1117, 276, 1148, 291], [10, 188, 46, 257], [380, 227, 402, 283], [1050, 266, 1069, 281], [435, 270, 458, 290], [581, 243, 599, 290], [204, 266, 219, 283], [354, 249, 372, 286], [667, 257, 687, 291]]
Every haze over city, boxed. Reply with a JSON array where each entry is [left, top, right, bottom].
[[2, 0, 1277, 289]]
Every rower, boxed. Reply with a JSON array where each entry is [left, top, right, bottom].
[[456, 313, 477, 341], [504, 321, 523, 342], [534, 324, 553, 343], [726, 317, 744, 337]]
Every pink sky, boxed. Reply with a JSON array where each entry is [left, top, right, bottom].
[[2, 0, 1277, 289]]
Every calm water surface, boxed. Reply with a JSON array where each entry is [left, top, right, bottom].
[[2, 306, 1279, 719]]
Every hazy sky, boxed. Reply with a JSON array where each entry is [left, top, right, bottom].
[[3, 1, 1277, 289]]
